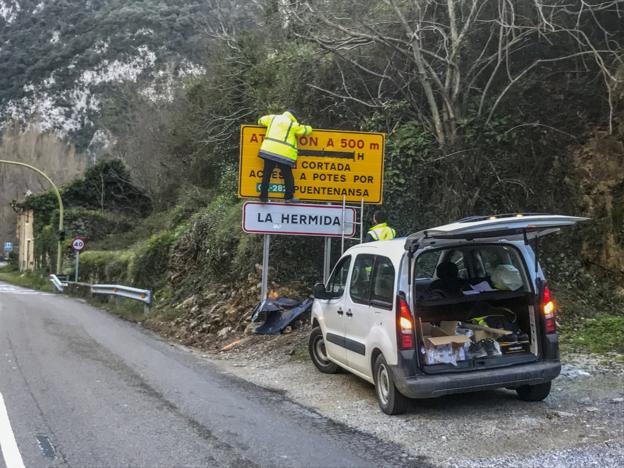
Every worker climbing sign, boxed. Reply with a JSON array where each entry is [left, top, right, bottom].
[[239, 125, 385, 204]]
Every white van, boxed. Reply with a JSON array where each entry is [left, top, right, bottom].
[[309, 214, 587, 414]]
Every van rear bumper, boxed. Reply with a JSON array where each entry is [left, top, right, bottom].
[[391, 360, 561, 399]]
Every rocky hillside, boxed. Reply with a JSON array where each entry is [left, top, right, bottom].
[[0, 0, 252, 148], [0, 0, 247, 242]]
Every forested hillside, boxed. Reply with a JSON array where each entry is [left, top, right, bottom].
[[0, 0, 251, 242], [8, 1, 624, 351], [0, 0, 252, 146]]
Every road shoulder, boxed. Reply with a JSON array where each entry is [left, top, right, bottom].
[[210, 328, 624, 467]]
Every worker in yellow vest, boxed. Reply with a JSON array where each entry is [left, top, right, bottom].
[[257, 110, 312, 203], [365, 210, 397, 242]]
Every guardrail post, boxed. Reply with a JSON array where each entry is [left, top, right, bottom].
[[261, 234, 270, 300]]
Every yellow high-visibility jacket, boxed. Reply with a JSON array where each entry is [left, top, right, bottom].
[[258, 111, 312, 167], [367, 223, 397, 241]]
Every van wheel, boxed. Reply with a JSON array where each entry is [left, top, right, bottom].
[[516, 382, 552, 401], [309, 327, 339, 374], [373, 354, 408, 415]]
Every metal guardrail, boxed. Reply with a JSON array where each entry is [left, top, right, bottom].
[[49, 274, 67, 293], [49, 276, 153, 313], [91, 284, 152, 308]]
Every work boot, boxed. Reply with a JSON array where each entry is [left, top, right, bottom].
[[481, 338, 502, 356], [498, 333, 518, 343], [284, 197, 299, 204], [468, 341, 488, 359], [259, 197, 269, 203]]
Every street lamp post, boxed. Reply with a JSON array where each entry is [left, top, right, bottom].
[[0, 160, 64, 274]]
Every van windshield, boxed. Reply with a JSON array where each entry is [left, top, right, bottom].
[[414, 244, 530, 301]]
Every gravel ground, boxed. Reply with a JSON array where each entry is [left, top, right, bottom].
[[209, 329, 624, 467]]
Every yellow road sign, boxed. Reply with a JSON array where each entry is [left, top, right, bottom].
[[238, 125, 385, 204]]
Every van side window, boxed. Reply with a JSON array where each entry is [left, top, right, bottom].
[[447, 250, 468, 279], [326, 256, 351, 298], [415, 250, 441, 279], [476, 246, 528, 291], [371, 256, 395, 308], [349, 254, 374, 304]]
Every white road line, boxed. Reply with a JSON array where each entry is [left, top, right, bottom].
[[0, 392, 25, 468], [0, 284, 52, 296]]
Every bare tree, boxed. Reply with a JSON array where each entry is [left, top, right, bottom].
[[0, 126, 86, 245], [290, 0, 624, 146]]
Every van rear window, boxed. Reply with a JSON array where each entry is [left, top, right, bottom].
[[414, 245, 529, 300]]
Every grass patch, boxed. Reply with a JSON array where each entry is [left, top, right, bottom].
[[0, 267, 53, 292], [90, 295, 149, 322], [560, 314, 624, 354]]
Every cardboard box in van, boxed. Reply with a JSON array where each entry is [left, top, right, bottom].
[[425, 335, 470, 346], [421, 321, 470, 366], [464, 323, 510, 342]]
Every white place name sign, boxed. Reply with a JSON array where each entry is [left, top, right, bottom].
[[242, 202, 357, 237]]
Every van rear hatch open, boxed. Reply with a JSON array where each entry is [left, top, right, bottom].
[[405, 214, 588, 248], [405, 214, 588, 374]]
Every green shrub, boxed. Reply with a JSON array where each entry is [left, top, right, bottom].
[[64, 208, 132, 241], [79, 250, 133, 284], [0, 270, 53, 292], [564, 315, 624, 354], [7, 251, 18, 268], [89, 210, 173, 251], [130, 231, 176, 289]]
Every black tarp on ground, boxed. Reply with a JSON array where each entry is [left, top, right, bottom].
[[252, 297, 313, 335]]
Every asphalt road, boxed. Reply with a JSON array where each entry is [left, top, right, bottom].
[[0, 282, 414, 468]]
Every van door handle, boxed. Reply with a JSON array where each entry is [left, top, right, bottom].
[[337, 309, 344, 315], [346, 310, 353, 317]]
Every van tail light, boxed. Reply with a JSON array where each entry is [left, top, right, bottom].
[[542, 285, 557, 334], [397, 296, 415, 350]]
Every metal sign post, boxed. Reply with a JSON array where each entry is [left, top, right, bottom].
[[323, 237, 332, 283], [341, 196, 347, 254], [360, 198, 365, 244], [71, 237, 86, 282], [75, 251, 80, 282], [261, 234, 271, 300]]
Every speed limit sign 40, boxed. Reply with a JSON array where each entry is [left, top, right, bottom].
[[71, 237, 86, 252]]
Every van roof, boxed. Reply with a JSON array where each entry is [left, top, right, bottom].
[[343, 238, 407, 265]]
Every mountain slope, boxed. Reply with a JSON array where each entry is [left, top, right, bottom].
[[0, 0, 243, 146]]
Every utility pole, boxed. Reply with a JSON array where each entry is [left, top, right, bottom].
[[0, 160, 65, 274]]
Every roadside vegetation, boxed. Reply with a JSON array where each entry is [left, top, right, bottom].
[[562, 315, 624, 355], [10, 1, 624, 355], [0, 264, 53, 292]]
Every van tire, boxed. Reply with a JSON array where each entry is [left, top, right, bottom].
[[309, 327, 339, 374], [373, 354, 409, 415], [516, 381, 552, 401]]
